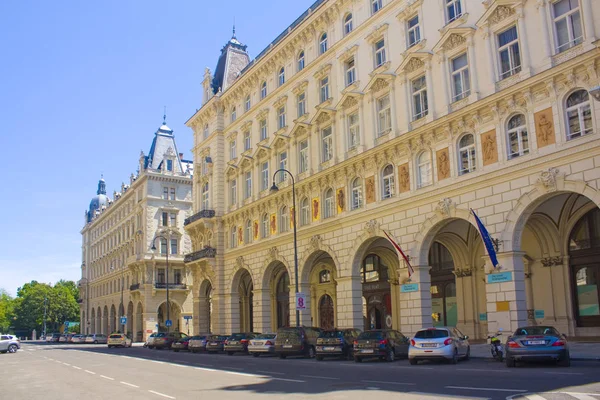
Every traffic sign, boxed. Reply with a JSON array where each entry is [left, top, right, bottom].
[[120, 316, 127, 325], [183, 316, 192, 320], [165, 319, 172, 327], [295, 292, 306, 311]]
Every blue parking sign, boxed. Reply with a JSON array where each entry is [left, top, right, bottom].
[[165, 319, 172, 327], [120, 316, 127, 325]]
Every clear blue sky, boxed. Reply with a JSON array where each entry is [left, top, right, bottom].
[[0, 0, 313, 297]]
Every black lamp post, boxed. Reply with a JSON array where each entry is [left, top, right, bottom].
[[151, 235, 170, 332], [270, 168, 300, 328]]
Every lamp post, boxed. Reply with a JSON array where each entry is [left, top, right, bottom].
[[111, 261, 126, 335], [151, 235, 170, 332], [42, 297, 48, 338], [270, 168, 300, 328]]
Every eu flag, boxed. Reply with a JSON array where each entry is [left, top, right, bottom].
[[471, 209, 500, 269]]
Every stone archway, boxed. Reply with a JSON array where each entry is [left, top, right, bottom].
[[91, 308, 96, 334], [157, 300, 182, 333], [198, 279, 213, 334], [260, 260, 292, 332], [135, 303, 143, 341], [231, 268, 254, 333], [102, 306, 108, 335], [126, 301, 134, 337], [109, 305, 117, 333], [300, 250, 338, 328]]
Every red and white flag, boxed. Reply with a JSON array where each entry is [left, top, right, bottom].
[[383, 230, 415, 278]]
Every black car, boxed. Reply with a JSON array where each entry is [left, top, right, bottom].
[[316, 329, 362, 361], [354, 329, 409, 362], [172, 336, 191, 352], [153, 332, 188, 350], [206, 335, 229, 353], [274, 327, 322, 359], [224, 333, 261, 355]]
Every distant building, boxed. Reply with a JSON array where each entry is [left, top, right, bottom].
[[80, 121, 194, 341]]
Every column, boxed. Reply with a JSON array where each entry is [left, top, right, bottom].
[[289, 140, 297, 177], [516, 7, 531, 77], [399, 265, 433, 337], [425, 59, 435, 120], [389, 79, 399, 136], [483, 27, 498, 87], [359, 97, 371, 151], [439, 53, 451, 113], [310, 128, 319, 173], [252, 289, 272, 333], [335, 276, 363, 329], [399, 74, 410, 133], [371, 93, 378, 146], [467, 35, 480, 98], [192, 295, 202, 334], [581, 0, 597, 43]]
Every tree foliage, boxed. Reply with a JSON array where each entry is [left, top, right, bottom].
[[0, 289, 15, 333]]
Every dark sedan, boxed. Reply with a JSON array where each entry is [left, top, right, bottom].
[[224, 333, 261, 355], [172, 336, 191, 352], [153, 332, 188, 350], [354, 329, 409, 362], [316, 329, 362, 361], [505, 326, 570, 367], [206, 335, 229, 353]]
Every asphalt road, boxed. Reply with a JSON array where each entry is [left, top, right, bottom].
[[2, 342, 599, 400]]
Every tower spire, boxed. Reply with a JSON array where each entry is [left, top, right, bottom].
[[232, 17, 236, 38], [163, 106, 167, 125]]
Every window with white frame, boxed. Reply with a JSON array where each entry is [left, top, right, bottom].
[[170, 239, 178, 255], [245, 95, 251, 112], [261, 161, 269, 191], [278, 67, 285, 86], [298, 51, 305, 71], [507, 114, 529, 159], [260, 119, 267, 141], [297, 92, 306, 117], [344, 13, 353, 35], [230, 227, 237, 248], [229, 179, 237, 205], [260, 81, 267, 99], [278, 106, 286, 129], [553, 0, 583, 53], [566, 89, 592, 139], [348, 112, 360, 150], [451, 53, 470, 101], [278, 151, 288, 183], [458, 134, 476, 175], [300, 197, 310, 226], [498, 26, 521, 80], [446, 0, 463, 24], [372, 0, 382, 14], [203, 124, 209, 140], [261, 213, 269, 238], [412, 75, 428, 120], [299, 139, 309, 173], [162, 211, 169, 227], [230, 140, 236, 160], [320, 33, 328, 54], [244, 171, 252, 199], [324, 188, 335, 218], [244, 220, 252, 244], [377, 95, 391, 135], [170, 212, 177, 227], [231, 107, 237, 122], [345, 58, 356, 86], [170, 188, 175, 200], [321, 126, 333, 162], [320, 76, 330, 103], [280, 206, 289, 233], [201, 183, 209, 210], [351, 178, 363, 210], [244, 131, 251, 151], [417, 152, 432, 188], [408, 15, 421, 47], [163, 187, 169, 200], [374, 39, 386, 68], [381, 164, 395, 199]]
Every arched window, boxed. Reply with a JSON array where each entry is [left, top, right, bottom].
[[201, 183, 209, 210], [507, 114, 529, 159], [203, 124, 209, 140], [297, 51, 305, 72], [319, 269, 331, 283], [279, 206, 289, 233], [319, 33, 328, 55], [278, 67, 285, 86], [261, 213, 269, 238], [566, 89, 592, 140], [244, 220, 252, 244], [458, 134, 476, 175], [417, 152, 432, 188], [230, 227, 237, 248], [244, 95, 251, 112], [351, 178, 363, 210], [300, 197, 310, 226], [360, 254, 389, 283], [381, 164, 395, 199], [260, 81, 267, 99], [344, 13, 353, 35], [323, 188, 335, 219], [231, 106, 237, 122]]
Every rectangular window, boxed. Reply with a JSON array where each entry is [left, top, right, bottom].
[[245, 96, 251, 112], [230, 140, 236, 160], [163, 187, 169, 200], [451, 53, 470, 101], [157, 268, 165, 283], [244, 131, 251, 151], [260, 119, 267, 141], [345, 58, 356, 86], [372, 0, 382, 14], [166, 159, 173, 171], [553, 0, 583, 52], [412, 75, 428, 120], [278, 151, 288, 183], [320, 76, 330, 103], [170, 213, 177, 227], [170, 239, 178, 255], [230, 179, 237, 206], [162, 212, 168, 227], [278, 106, 286, 129], [377, 95, 391, 136], [297, 92, 306, 117], [160, 239, 167, 255], [299, 140, 309, 173], [446, 0, 463, 24], [498, 26, 521, 79], [261, 162, 269, 191], [174, 269, 182, 284], [321, 127, 333, 163], [408, 15, 421, 47], [169, 188, 176, 201], [245, 171, 252, 199], [375, 39, 386, 68], [348, 112, 360, 150]]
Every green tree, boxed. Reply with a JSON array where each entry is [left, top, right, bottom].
[[0, 289, 15, 333]]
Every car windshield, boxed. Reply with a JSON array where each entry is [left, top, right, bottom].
[[358, 331, 384, 340], [256, 334, 276, 339], [513, 327, 560, 336], [319, 331, 344, 338], [190, 336, 205, 340], [155, 333, 166, 337], [109, 334, 122, 339], [277, 329, 301, 339], [229, 334, 246, 340], [415, 329, 449, 339]]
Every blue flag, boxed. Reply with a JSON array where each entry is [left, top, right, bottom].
[[471, 209, 500, 268]]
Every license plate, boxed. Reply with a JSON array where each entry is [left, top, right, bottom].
[[209, 342, 217, 345], [283, 345, 293, 348], [229, 341, 238, 345], [421, 343, 437, 348], [360, 349, 374, 353], [526, 340, 545, 345], [324, 346, 335, 351]]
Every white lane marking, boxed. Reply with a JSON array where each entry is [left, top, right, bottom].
[[148, 390, 176, 399], [520, 395, 547, 400], [84, 370, 96, 375], [72, 366, 82, 370], [446, 386, 527, 393], [62, 363, 71, 366], [100, 375, 114, 381], [270, 377, 306, 383], [566, 394, 599, 400], [47, 358, 54, 361], [457, 368, 511, 373], [55, 360, 62, 363], [300, 375, 340, 380], [152, 360, 166, 364], [257, 370, 285, 375], [362, 380, 415, 386], [543, 371, 583, 376], [225, 371, 264, 378], [120, 381, 139, 388]]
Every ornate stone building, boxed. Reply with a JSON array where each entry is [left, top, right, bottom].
[[80, 121, 194, 341], [184, 0, 600, 339]]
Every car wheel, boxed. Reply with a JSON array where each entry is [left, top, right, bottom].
[[505, 356, 516, 368], [450, 349, 458, 365], [386, 349, 395, 362], [558, 354, 571, 367], [252, 353, 260, 358], [94, 340, 98, 344], [464, 346, 470, 361], [409, 358, 418, 365], [354, 356, 362, 363], [279, 354, 287, 359], [316, 355, 323, 361], [227, 351, 234, 356], [307, 346, 316, 359], [8, 345, 18, 353]]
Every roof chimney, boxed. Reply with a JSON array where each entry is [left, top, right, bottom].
[[179, 153, 184, 160]]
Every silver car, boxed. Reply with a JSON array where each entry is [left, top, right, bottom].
[[85, 334, 108, 344], [0, 334, 20, 353], [409, 327, 470, 364], [248, 333, 277, 357]]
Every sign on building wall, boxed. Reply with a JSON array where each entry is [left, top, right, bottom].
[[295, 292, 306, 310], [487, 271, 513, 284], [400, 283, 419, 293]]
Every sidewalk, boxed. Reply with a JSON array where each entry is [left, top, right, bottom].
[[470, 343, 600, 361]]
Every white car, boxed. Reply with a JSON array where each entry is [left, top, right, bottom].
[[71, 334, 86, 344], [0, 334, 20, 353], [409, 327, 470, 365], [108, 333, 132, 348]]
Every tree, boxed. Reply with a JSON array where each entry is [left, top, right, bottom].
[[0, 289, 15, 333]]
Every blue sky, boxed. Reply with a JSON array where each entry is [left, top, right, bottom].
[[0, 0, 313, 296]]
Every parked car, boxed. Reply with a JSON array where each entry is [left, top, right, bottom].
[[145, 332, 158, 348], [85, 334, 108, 344], [316, 329, 362, 361], [206, 335, 229, 353], [248, 333, 277, 357], [224, 333, 261, 355], [172, 336, 191, 352], [409, 327, 470, 365], [71, 334, 86, 344], [108, 333, 132, 348], [0, 334, 20, 353], [504, 326, 569, 367], [354, 329, 409, 362], [51, 333, 61, 342], [153, 332, 188, 350], [274, 327, 322, 359], [59, 334, 68, 343], [188, 335, 210, 353]]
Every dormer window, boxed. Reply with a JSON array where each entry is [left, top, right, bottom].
[[166, 159, 173, 171]]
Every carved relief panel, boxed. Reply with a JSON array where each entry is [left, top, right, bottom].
[[534, 108, 555, 148], [436, 148, 450, 181], [365, 176, 376, 204], [398, 163, 410, 193], [481, 129, 498, 166]]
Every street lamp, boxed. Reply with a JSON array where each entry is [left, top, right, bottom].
[[270, 168, 300, 328], [110, 261, 126, 335], [151, 235, 170, 332], [42, 297, 48, 338]]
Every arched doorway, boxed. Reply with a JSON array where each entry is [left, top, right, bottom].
[[238, 271, 253, 332], [275, 271, 290, 329], [302, 251, 338, 329], [429, 242, 457, 327], [157, 301, 181, 332], [91, 309, 96, 334], [126, 301, 134, 336], [102, 306, 108, 335], [361, 253, 393, 330], [135, 303, 143, 341], [110, 305, 117, 333], [199, 280, 213, 334], [319, 294, 334, 330]]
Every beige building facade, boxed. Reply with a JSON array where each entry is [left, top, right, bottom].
[[184, 0, 600, 340], [80, 122, 194, 341]]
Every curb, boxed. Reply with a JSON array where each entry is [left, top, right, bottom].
[[470, 355, 600, 361]]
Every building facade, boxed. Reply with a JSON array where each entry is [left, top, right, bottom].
[[184, 0, 600, 340], [80, 122, 194, 341]]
